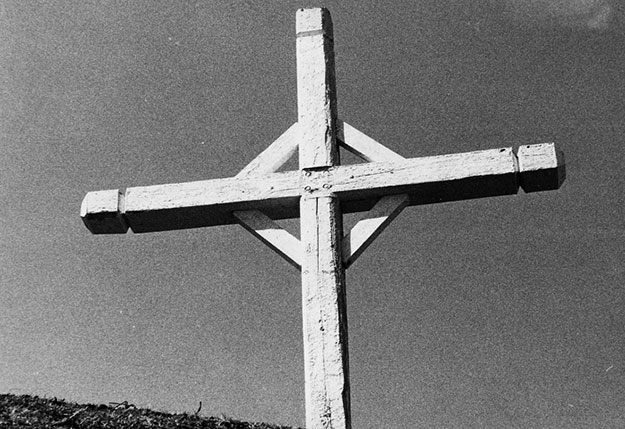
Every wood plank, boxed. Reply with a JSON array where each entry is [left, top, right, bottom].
[[343, 194, 409, 268], [337, 121, 405, 162], [337, 121, 408, 267], [297, 8, 339, 169], [517, 142, 566, 192], [233, 209, 302, 269], [236, 123, 299, 177], [233, 123, 302, 270], [118, 171, 300, 232], [80, 189, 128, 234], [300, 195, 350, 429], [81, 145, 564, 234], [297, 8, 351, 429]]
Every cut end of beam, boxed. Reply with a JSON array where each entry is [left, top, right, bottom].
[[517, 143, 566, 192], [296, 8, 332, 37], [80, 189, 129, 234]]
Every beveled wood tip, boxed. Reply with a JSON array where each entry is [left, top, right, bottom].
[[517, 143, 566, 192], [80, 189, 129, 234], [296, 8, 332, 36]]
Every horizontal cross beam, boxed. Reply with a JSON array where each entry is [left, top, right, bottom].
[[81, 143, 564, 234]]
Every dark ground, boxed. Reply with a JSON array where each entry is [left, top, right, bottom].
[[0, 394, 299, 429]]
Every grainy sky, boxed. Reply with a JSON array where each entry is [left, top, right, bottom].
[[1, 1, 624, 427]]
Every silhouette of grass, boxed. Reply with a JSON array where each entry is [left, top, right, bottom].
[[0, 394, 300, 429]]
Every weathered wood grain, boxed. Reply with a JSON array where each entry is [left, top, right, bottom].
[[337, 121, 405, 162], [233, 209, 302, 269], [343, 194, 410, 268], [79, 8, 567, 429], [297, 8, 351, 429], [81, 144, 565, 234], [233, 124, 303, 269], [300, 195, 350, 429], [296, 8, 339, 169], [337, 122, 409, 268], [517, 143, 566, 192], [80, 189, 128, 234], [236, 122, 299, 177]]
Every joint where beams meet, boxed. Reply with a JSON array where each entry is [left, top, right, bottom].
[[301, 166, 336, 197]]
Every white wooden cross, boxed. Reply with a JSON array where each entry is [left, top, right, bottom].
[[81, 8, 565, 429]]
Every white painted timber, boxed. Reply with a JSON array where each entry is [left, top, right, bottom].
[[343, 194, 410, 267], [233, 124, 303, 269], [517, 142, 566, 192], [80, 8, 567, 429], [236, 122, 300, 177], [337, 121, 405, 162], [297, 8, 351, 429], [337, 121, 409, 267], [232, 209, 302, 269], [118, 171, 300, 232], [80, 189, 128, 234], [300, 195, 350, 429], [297, 8, 339, 169], [80, 145, 565, 234], [299, 146, 520, 202]]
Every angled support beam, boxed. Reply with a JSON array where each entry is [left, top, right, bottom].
[[343, 194, 409, 268], [337, 120, 405, 162], [338, 121, 409, 267], [236, 122, 300, 177], [233, 123, 302, 269], [233, 209, 302, 269]]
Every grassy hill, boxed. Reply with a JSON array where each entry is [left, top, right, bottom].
[[0, 394, 300, 429]]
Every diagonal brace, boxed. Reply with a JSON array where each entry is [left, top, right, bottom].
[[233, 123, 303, 268], [338, 121, 409, 267], [343, 194, 409, 268], [233, 209, 302, 269], [337, 120, 405, 162], [237, 122, 300, 177]]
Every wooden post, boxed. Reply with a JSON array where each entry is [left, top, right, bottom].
[[297, 8, 351, 429]]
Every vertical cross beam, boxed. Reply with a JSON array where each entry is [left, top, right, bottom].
[[296, 8, 351, 429]]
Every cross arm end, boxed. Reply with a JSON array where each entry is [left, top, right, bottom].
[[80, 189, 129, 234], [517, 143, 565, 192]]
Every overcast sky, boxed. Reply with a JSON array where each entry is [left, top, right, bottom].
[[1, 1, 624, 428]]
